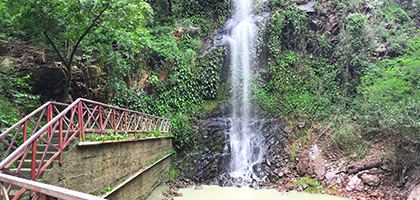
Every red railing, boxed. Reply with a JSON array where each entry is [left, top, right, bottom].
[[0, 101, 70, 165], [0, 173, 105, 200], [0, 98, 171, 199]]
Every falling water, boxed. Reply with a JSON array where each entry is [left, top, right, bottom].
[[228, 0, 265, 183]]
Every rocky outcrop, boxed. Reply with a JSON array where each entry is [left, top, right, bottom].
[[408, 184, 420, 200], [0, 40, 108, 102], [296, 144, 326, 179], [175, 103, 290, 187]]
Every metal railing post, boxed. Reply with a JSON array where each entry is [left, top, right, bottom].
[[99, 106, 103, 134], [47, 104, 52, 138], [71, 107, 74, 131], [112, 108, 116, 133], [78, 101, 84, 139], [31, 139, 37, 181], [125, 111, 128, 130], [23, 121, 27, 142], [59, 118, 63, 164]]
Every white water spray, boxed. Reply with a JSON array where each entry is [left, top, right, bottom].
[[228, 0, 265, 183]]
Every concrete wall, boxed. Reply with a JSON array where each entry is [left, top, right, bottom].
[[41, 137, 173, 198], [105, 154, 172, 200]]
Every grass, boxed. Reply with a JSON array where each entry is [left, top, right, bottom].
[[294, 177, 339, 194], [202, 100, 219, 112], [287, 144, 298, 163], [332, 126, 371, 161]]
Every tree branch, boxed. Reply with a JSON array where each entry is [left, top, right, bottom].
[[68, 4, 110, 68], [44, 32, 67, 68]]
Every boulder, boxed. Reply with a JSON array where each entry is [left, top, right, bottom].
[[296, 150, 310, 176], [298, 0, 315, 12], [309, 145, 326, 180], [361, 173, 380, 187], [408, 184, 420, 200], [296, 144, 326, 179], [185, 26, 199, 38], [285, 183, 295, 191], [325, 171, 339, 186], [1, 57, 13, 70], [325, 171, 339, 180], [346, 175, 364, 192]]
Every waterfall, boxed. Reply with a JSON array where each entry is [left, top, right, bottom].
[[228, 0, 265, 184]]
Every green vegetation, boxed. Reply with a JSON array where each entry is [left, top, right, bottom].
[[82, 130, 173, 142], [360, 39, 420, 166], [0, 65, 41, 158], [294, 177, 342, 194], [82, 131, 132, 142], [287, 144, 298, 163], [101, 184, 115, 196], [251, 0, 420, 174]]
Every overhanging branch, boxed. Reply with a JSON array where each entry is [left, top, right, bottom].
[[44, 32, 68, 68], [68, 4, 110, 68]]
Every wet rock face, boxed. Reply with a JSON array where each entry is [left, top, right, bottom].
[[177, 103, 290, 187]]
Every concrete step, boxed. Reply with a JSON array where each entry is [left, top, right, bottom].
[[34, 151, 56, 160], [21, 160, 54, 169], [8, 168, 48, 181], [2, 183, 32, 200], [34, 144, 68, 152], [18, 151, 56, 160], [34, 137, 61, 145], [9, 168, 32, 177]]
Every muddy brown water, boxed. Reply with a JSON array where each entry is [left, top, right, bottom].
[[175, 185, 349, 200]]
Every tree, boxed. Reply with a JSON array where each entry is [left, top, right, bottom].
[[12, 0, 153, 102]]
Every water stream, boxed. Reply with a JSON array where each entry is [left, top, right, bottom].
[[175, 186, 348, 200], [228, 0, 262, 184]]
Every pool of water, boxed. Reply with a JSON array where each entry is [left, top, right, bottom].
[[175, 185, 348, 200]]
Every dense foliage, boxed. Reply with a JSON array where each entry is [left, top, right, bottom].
[[360, 38, 420, 166], [0, 0, 228, 152], [250, 0, 420, 176], [0, 66, 40, 158]]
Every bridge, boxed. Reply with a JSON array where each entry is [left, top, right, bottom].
[[0, 98, 172, 199]]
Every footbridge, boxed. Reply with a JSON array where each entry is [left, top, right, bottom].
[[0, 98, 172, 199]]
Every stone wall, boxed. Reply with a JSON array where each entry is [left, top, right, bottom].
[[105, 154, 172, 200], [42, 137, 173, 197]]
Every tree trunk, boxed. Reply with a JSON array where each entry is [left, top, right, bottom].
[[43, 4, 109, 102], [61, 65, 72, 102], [167, 0, 173, 13]]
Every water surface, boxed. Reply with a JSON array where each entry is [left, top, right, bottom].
[[175, 186, 348, 200]]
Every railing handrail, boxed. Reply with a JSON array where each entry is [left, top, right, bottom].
[[0, 101, 69, 139], [0, 173, 106, 200], [0, 99, 80, 170], [0, 98, 171, 170], [80, 98, 169, 121]]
